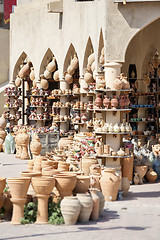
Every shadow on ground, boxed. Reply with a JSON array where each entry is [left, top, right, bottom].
[[124, 190, 160, 201]]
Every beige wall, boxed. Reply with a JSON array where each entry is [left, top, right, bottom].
[[0, 29, 9, 84]]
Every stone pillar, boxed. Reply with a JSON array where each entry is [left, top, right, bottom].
[[104, 62, 122, 89]]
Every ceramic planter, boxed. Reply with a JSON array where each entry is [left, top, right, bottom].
[[55, 174, 77, 198], [61, 196, 81, 225], [73, 176, 90, 193], [77, 193, 93, 222]]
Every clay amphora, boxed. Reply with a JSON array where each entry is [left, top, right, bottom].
[[146, 168, 157, 183], [95, 95, 102, 108], [133, 173, 139, 185], [82, 157, 98, 176], [73, 176, 90, 193], [96, 190, 105, 216], [90, 189, 99, 221], [77, 193, 93, 223], [61, 196, 81, 225], [46, 57, 56, 72], [113, 76, 123, 90], [103, 96, 110, 109], [100, 168, 120, 201], [122, 177, 130, 195], [55, 174, 77, 198], [111, 95, 118, 109]]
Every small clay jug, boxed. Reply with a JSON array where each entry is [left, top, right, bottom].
[[103, 96, 110, 109], [95, 95, 102, 108], [111, 95, 118, 109], [113, 76, 123, 90], [133, 173, 139, 185]]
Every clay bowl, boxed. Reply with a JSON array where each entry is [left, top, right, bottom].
[[8, 177, 31, 199], [134, 166, 148, 179], [31, 176, 55, 195], [55, 174, 77, 198], [73, 176, 90, 193], [0, 178, 6, 195]]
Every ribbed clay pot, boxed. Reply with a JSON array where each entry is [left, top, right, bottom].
[[100, 168, 120, 201], [61, 196, 81, 225], [55, 174, 77, 198], [73, 176, 90, 193], [122, 177, 130, 196], [146, 168, 157, 183], [96, 190, 105, 216], [77, 193, 93, 223], [82, 157, 98, 176]]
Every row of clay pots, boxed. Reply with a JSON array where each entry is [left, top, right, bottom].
[[65, 54, 79, 84]]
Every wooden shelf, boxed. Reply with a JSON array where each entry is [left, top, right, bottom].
[[96, 155, 131, 158], [73, 108, 86, 111], [94, 132, 130, 135], [95, 89, 133, 93], [87, 108, 132, 112], [71, 122, 87, 125]]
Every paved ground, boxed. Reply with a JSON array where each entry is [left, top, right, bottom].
[[0, 153, 160, 240]]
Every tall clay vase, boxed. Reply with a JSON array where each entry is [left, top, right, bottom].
[[61, 196, 81, 225], [31, 177, 55, 224], [7, 177, 31, 224], [90, 189, 100, 221], [77, 193, 93, 223], [55, 174, 77, 198], [20, 128, 30, 160], [73, 176, 90, 194], [134, 166, 148, 184], [30, 134, 42, 160], [122, 177, 130, 196], [100, 168, 120, 201], [96, 190, 105, 217], [82, 157, 98, 176], [0, 178, 6, 209]]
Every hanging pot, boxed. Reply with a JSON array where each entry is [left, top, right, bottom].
[[41, 79, 49, 90], [84, 72, 93, 84], [15, 76, 22, 87], [30, 67, 35, 81], [67, 65, 75, 76], [19, 62, 31, 78], [53, 70, 59, 81], [88, 53, 95, 65], [71, 54, 79, 69], [65, 73, 73, 84], [46, 57, 56, 73], [44, 69, 52, 79]]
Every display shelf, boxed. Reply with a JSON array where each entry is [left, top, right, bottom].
[[96, 155, 131, 158], [29, 119, 51, 121], [53, 121, 69, 123], [4, 94, 21, 98], [95, 89, 133, 93], [131, 106, 155, 109], [87, 108, 132, 112], [72, 108, 87, 111], [129, 120, 154, 123], [30, 106, 45, 108], [71, 122, 87, 125], [52, 106, 69, 109], [47, 96, 60, 99], [94, 131, 130, 135]]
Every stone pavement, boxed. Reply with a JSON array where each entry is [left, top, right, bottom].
[[0, 153, 160, 240]]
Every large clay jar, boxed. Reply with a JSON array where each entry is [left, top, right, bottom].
[[146, 168, 157, 183], [61, 196, 81, 225], [95, 95, 102, 108], [103, 96, 110, 109], [55, 174, 77, 198], [90, 189, 99, 221], [65, 73, 73, 84], [46, 57, 56, 72], [19, 62, 31, 78], [30, 67, 35, 81], [15, 76, 22, 87], [41, 78, 49, 90], [100, 168, 120, 201], [30, 134, 42, 160], [21, 128, 30, 160], [0, 178, 6, 209], [134, 166, 148, 184], [8, 177, 31, 224], [53, 70, 59, 82], [111, 95, 118, 109], [113, 76, 123, 90], [77, 193, 93, 223], [122, 177, 130, 196], [96, 190, 105, 217], [82, 157, 98, 176], [71, 54, 79, 69], [32, 176, 55, 224], [73, 176, 90, 193], [84, 72, 93, 83], [0, 113, 6, 129]]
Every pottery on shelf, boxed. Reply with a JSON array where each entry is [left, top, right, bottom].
[[73, 175, 90, 193], [117, 148, 125, 157], [111, 95, 118, 109], [103, 96, 110, 109], [65, 73, 73, 84], [44, 69, 52, 79], [134, 166, 148, 184], [55, 174, 77, 198], [61, 196, 81, 225], [95, 95, 102, 108], [113, 76, 123, 90], [41, 79, 49, 90], [30, 134, 42, 159], [77, 193, 93, 223]]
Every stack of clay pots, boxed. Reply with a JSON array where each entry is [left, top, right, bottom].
[[65, 54, 79, 84], [84, 53, 95, 84], [0, 113, 6, 152]]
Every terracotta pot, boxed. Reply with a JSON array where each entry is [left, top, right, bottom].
[[65, 73, 73, 84], [134, 166, 148, 184], [61, 196, 81, 225], [122, 177, 130, 196], [44, 69, 52, 79], [20, 171, 41, 178], [73, 176, 90, 193], [96, 190, 105, 216], [90, 189, 99, 221], [100, 168, 120, 201], [71, 55, 79, 69], [111, 95, 118, 109], [30, 67, 35, 81], [8, 177, 31, 199], [58, 162, 70, 171], [146, 169, 157, 183], [67, 65, 75, 75], [42, 169, 60, 177], [84, 72, 93, 84], [41, 79, 49, 90], [103, 96, 110, 109], [113, 76, 123, 90], [95, 95, 102, 108], [53, 70, 59, 81], [15, 76, 22, 87], [82, 157, 98, 176], [30, 134, 42, 159], [55, 174, 77, 198], [90, 164, 101, 175], [77, 193, 93, 223], [19, 62, 31, 78], [46, 57, 56, 73], [88, 53, 95, 65]]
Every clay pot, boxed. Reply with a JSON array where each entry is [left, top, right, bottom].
[[90, 164, 101, 175], [41, 79, 49, 90], [8, 177, 31, 199], [82, 157, 98, 176], [113, 76, 123, 90], [0, 113, 6, 129], [19, 62, 31, 78], [15, 76, 22, 87], [88, 53, 95, 65], [111, 95, 118, 109], [100, 168, 120, 201], [73, 176, 90, 193], [71, 55, 79, 69], [134, 166, 148, 184], [58, 162, 70, 171], [117, 148, 125, 157], [122, 77, 130, 89], [103, 96, 110, 109], [46, 57, 56, 72], [122, 177, 130, 196], [67, 65, 75, 75], [44, 69, 52, 79], [30, 134, 42, 158], [95, 95, 102, 108], [84, 72, 93, 84], [30, 67, 35, 81], [134, 173, 139, 185], [77, 193, 93, 223], [90, 189, 99, 221], [42, 169, 60, 177], [55, 174, 77, 198], [61, 196, 81, 225], [20, 171, 41, 178], [96, 190, 105, 216], [65, 73, 73, 84], [53, 70, 59, 81], [146, 168, 157, 183]]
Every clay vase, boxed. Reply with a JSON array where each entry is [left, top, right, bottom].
[[113, 76, 123, 90], [146, 168, 157, 183], [19, 62, 31, 78], [82, 157, 98, 176], [15, 76, 22, 87], [100, 168, 120, 201], [95, 95, 102, 108], [0, 178, 6, 209], [0, 113, 6, 129], [30, 67, 35, 81], [20, 128, 30, 160], [53, 70, 59, 81], [46, 57, 56, 72], [73, 176, 90, 193], [61, 196, 81, 225], [31, 177, 55, 224], [77, 193, 93, 223], [30, 134, 42, 160], [103, 96, 110, 109], [111, 95, 118, 109], [133, 173, 139, 185], [7, 177, 31, 224], [96, 190, 105, 216], [117, 148, 125, 157], [58, 162, 70, 171], [90, 189, 100, 221], [55, 174, 77, 198], [65, 73, 73, 84], [134, 166, 148, 184], [122, 177, 130, 196], [84, 72, 93, 84]]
